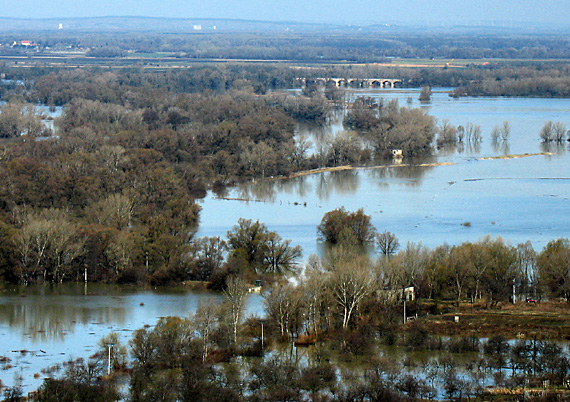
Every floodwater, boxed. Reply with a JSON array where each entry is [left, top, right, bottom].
[[2, 89, 570, 392], [0, 284, 263, 392], [197, 89, 570, 254]]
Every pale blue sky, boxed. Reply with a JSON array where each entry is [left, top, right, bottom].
[[1, 0, 567, 26]]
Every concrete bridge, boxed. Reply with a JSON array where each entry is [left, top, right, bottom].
[[295, 77, 402, 89]]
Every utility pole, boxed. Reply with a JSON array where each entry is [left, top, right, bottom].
[[403, 297, 407, 324], [513, 279, 516, 304], [106, 343, 115, 376]]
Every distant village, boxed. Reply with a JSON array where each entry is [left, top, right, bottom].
[[0, 40, 85, 52]]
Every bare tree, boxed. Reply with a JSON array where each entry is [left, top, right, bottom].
[[539, 121, 554, 143], [192, 299, 219, 362], [376, 231, 400, 258], [16, 209, 83, 283], [262, 232, 302, 275], [515, 241, 537, 298], [326, 252, 374, 329], [105, 231, 138, 280], [387, 242, 428, 293], [553, 121, 567, 142], [263, 282, 304, 338], [468, 123, 483, 143], [223, 276, 249, 345], [301, 264, 328, 339], [90, 192, 136, 231], [500, 121, 511, 141]]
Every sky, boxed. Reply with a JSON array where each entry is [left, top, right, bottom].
[[1, 0, 569, 26]]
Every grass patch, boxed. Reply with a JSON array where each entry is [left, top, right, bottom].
[[419, 301, 570, 340]]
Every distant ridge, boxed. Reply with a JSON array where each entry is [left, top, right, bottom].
[[0, 16, 566, 35], [0, 16, 349, 33]]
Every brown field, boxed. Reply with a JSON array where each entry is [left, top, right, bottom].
[[420, 300, 570, 340]]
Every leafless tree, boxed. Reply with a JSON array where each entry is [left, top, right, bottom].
[[192, 299, 220, 362], [376, 231, 400, 258], [223, 276, 249, 344], [262, 232, 302, 275], [263, 282, 304, 338], [90, 192, 136, 231], [16, 209, 83, 283], [500, 121, 511, 141], [301, 265, 328, 339], [515, 241, 537, 297], [105, 231, 137, 280], [325, 251, 374, 329], [553, 121, 567, 142]]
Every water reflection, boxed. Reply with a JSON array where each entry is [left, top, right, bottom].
[[235, 180, 279, 203], [317, 170, 361, 198], [0, 303, 125, 342], [232, 169, 363, 203], [491, 138, 510, 155], [367, 163, 433, 187], [540, 141, 567, 155], [455, 141, 482, 156], [0, 284, 129, 341], [232, 162, 435, 204]]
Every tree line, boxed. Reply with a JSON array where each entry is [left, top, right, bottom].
[[16, 232, 570, 402], [4, 208, 570, 400], [316, 207, 569, 306], [0, 65, 451, 288], [4, 31, 570, 62]]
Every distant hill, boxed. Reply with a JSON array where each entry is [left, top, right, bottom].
[[0, 16, 567, 35], [0, 16, 355, 33]]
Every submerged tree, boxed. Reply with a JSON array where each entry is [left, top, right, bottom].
[[419, 86, 432, 102], [376, 231, 400, 258], [226, 218, 302, 274], [317, 207, 376, 246], [263, 281, 304, 338]]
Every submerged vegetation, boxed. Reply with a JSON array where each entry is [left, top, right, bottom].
[[2, 26, 570, 400], [13, 233, 570, 401]]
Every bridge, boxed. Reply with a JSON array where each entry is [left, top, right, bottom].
[[295, 77, 402, 89]]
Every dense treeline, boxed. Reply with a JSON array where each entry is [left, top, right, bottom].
[[314, 209, 565, 306], [0, 66, 326, 286], [0, 64, 450, 287], [16, 231, 570, 401], [4, 31, 570, 62], [7, 59, 570, 101], [451, 64, 570, 97]]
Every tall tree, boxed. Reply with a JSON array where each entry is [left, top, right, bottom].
[[226, 218, 270, 269], [192, 299, 220, 362], [223, 276, 249, 345], [537, 238, 570, 301], [262, 232, 302, 275], [325, 251, 373, 329], [263, 282, 304, 338]]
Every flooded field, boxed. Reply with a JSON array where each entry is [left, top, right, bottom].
[[2, 89, 570, 392]]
